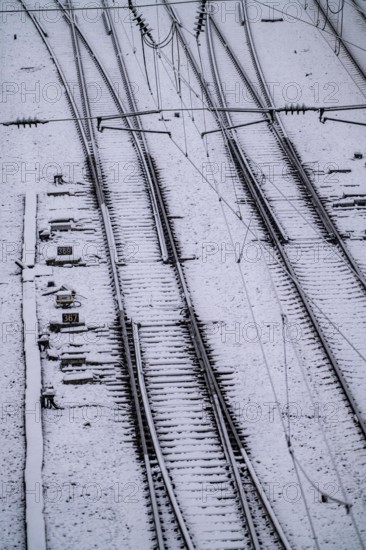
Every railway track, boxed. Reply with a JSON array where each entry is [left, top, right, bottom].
[[308, 0, 366, 91], [351, 0, 366, 22], [127, 3, 366, 544], [103, 3, 362, 544], [19, 0, 295, 547], [21, 2, 195, 547], [234, 0, 366, 279], [155, 0, 366, 446]]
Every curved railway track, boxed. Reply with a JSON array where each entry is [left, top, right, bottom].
[[308, 0, 366, 88], [159, 0, 366, 442], [231, 0, 366, 281], [19, 2, 192, 547], [19, 0, 294, 547], [351, 0, 366, 22]]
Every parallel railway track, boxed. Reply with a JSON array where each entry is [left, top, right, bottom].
[[159, 0, 366, 441], [309, 0, 366, 88], [19, 0, 294, 547], [224, 2, 366, 283]]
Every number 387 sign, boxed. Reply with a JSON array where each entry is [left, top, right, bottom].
[[62, 313, 79, 324]]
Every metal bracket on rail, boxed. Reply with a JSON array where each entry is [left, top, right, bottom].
[[98, 123, 171, 137], [201, 118, 270, 138], [97, 111, 161, 127], [320, 114, 366, 127]]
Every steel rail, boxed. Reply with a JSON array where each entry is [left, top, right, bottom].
[[18, 2, 176, 548], [66, 4, 195, 547], [311, 0, 366, 81], [109, 3, 296, 547], [132, 323, 196, 550], [37, 0, 246, 549], [34, 3, 242, 546], [102, 2, 298, 547], [21, 0, 290, 547], [132, 135, 277, 550], [144, 167, 265, 548], [166, 8, 289, 246], [101, 0, 177, 273], [68, 4, 196, 547], [67, 1, 277, 542], [207, 12, 366, 439], [103, 3, 277, 547], [163, 0, 366, 440], [350, 0, 366, 22], [54, 0, 170, 264], [211, 11, 366, 291]]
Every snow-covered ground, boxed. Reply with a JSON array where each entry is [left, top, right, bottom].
[[1, 0, 366, 548]]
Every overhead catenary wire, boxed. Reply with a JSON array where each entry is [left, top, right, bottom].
[[2, 0, 366, 53], [308, 0, 366, 99], [6, 22, 366, 373], [199, 13, 361, 538], [159, 3, 366, 425], [105, 25, 366, 412], [153, 48, 161, 108], [171, 24, 179, 92], [176, 28, 181, 95], [113, 9, 310, 548], [112, 7, 291, 545], [202, 16, 337, 540], [195, 35, 321, 543], [141, 35, 152, 92], [6, 6, 366, 320], [322, 0, 345, 53], [210, 11, 366, 289], [281, 316, 353, 510], [131, 6, 366, 539], [2, 102, 364, 127], [143, 19, 175, 48], [117, 0, 364, 540], [186, 55, 195, 120], [18, 2, 366, 548], [196, 42, 209, 155], [11, 0, 366, 419]]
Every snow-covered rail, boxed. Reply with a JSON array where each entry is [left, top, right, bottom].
[[210, 10, 366, 284], [206, 13, 366, 434], [308, 0, 366, 87], [101, 3, 294, 547], [17, 1, 176, 546], [159, 0, 366, 443], [67, 9, 191, 545], [18, 0, 294, 547]]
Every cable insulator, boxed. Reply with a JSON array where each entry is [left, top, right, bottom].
[[194, 0, 208, 38], [3, 117, 48, 128]]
